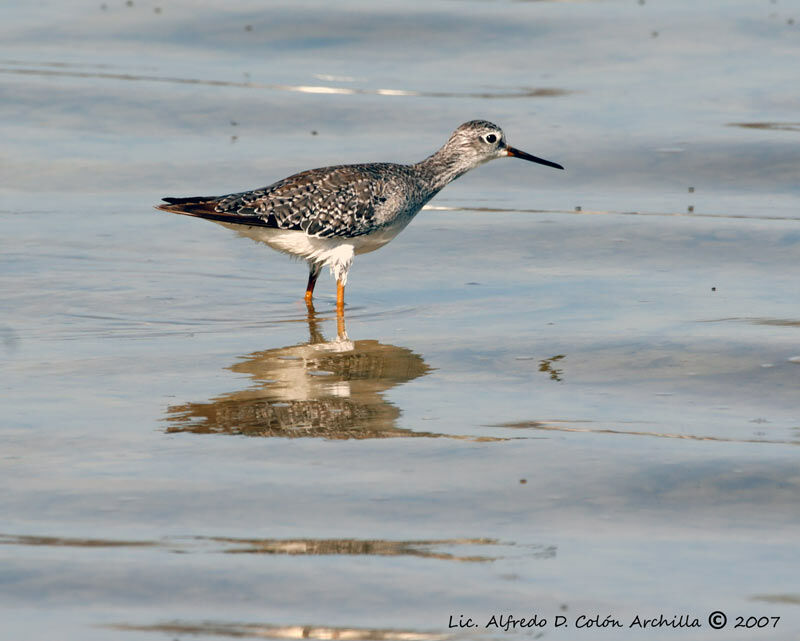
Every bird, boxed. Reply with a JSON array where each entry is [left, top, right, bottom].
[[156, 120, 563, 312]]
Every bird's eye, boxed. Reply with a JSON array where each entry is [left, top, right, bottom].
[[484, 134, 498, 144]]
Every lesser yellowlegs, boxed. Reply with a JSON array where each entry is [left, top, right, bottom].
[[157, 120, 563, 311]]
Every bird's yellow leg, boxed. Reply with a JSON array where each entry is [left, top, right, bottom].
[[304, 269, 319, 305], [336, 280, 345, 313]]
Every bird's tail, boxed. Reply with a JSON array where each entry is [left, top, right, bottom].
[[155, 195, 274, 228], [155, 196, 220, 217]]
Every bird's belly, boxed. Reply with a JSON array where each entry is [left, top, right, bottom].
[[216, 222, 341, 259], [350, 229, 399, 255], [215, 222, 359, 284], [215, 216, 411, 259], [351, 215, 415, 256]]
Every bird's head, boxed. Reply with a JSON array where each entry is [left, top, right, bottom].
[[443, 120, 564, 172]]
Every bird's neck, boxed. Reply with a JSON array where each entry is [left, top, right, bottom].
[[413, 145, 471, 194]]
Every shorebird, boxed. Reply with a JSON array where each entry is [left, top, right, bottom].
[[157, 120, 563, 311]]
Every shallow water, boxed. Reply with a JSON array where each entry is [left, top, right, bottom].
[[2, 1, 800, 639]]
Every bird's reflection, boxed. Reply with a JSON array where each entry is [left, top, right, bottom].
[[166, 306, 439, 439]]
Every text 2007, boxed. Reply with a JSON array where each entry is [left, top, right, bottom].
[[734, 616, 779, 629]]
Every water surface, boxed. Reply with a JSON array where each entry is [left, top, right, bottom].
[[2, 1, 799, 639]]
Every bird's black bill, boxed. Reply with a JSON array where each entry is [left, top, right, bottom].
[[506, 146, 564, 170]]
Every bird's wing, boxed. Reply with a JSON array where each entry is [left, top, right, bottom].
[[159, 164, 396, 239]]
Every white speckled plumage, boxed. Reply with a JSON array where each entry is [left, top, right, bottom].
[[157, 120, 563, 309]]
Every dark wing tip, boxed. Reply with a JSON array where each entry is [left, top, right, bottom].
[[155, 195, 275, 228], [161, 196, 214, 205], [155, 196, 220, 217]]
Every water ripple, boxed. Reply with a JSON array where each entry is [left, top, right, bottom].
[[109, 621, 453, 641], [425, 205, 800, 222], [729, 122, 800, 133], [0, 64, 570, 100], [1, 533, 557, 562], [495, 420, 800, 446]]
